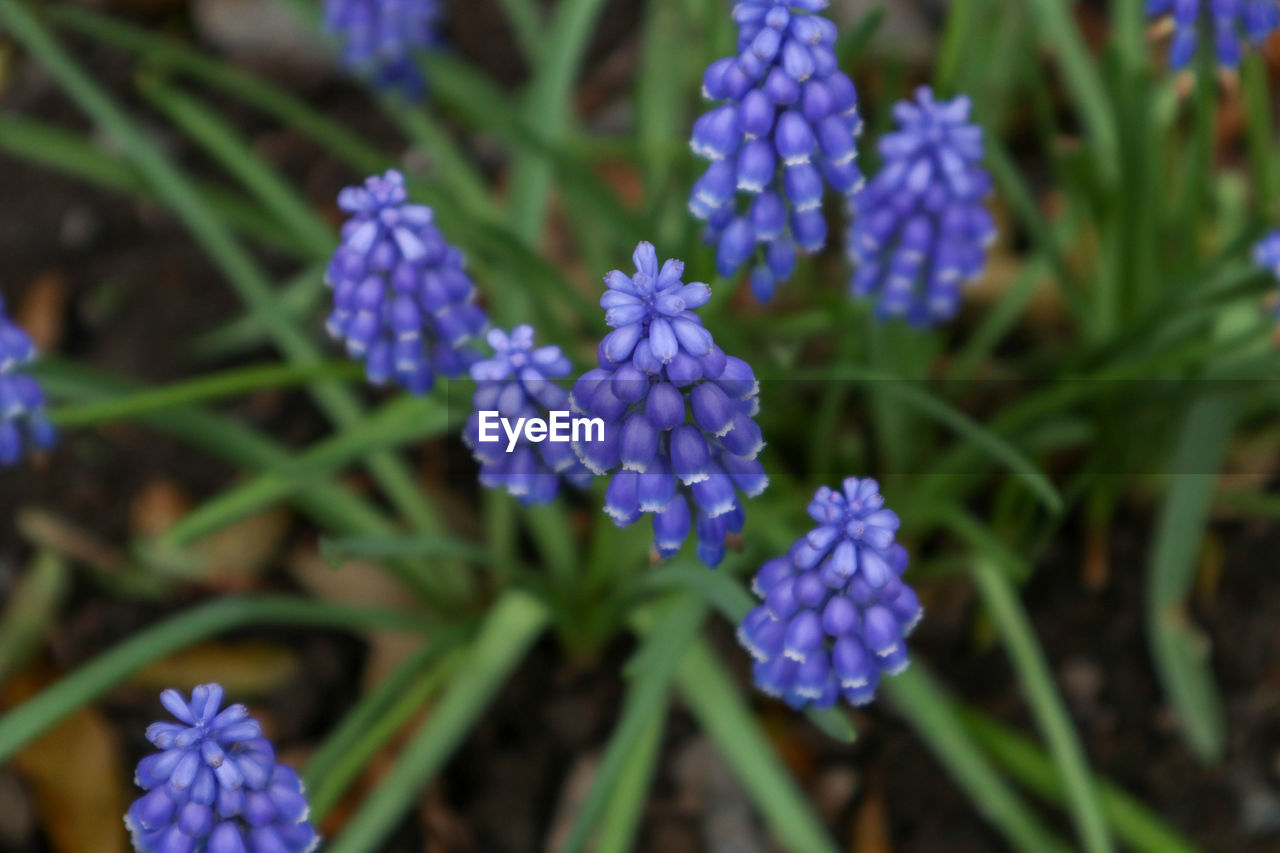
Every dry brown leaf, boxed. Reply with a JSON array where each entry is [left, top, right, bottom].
[[850, 774, 891, 853], [16, 273, 66, 353], [287, 546, 420, 687], [129, 479, 193, 540], [187, 508, 291, 591], [5, 672, 126, 853], [129, 642, 301, 696]]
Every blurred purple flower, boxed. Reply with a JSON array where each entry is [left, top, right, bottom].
[[126, 683, 318, 853], [1148, 0, 1280, 69], [846, 87, 996, 326], [324, 0, 441, 96], [326, 169, 487, 393], [0, 294, 55, 466]]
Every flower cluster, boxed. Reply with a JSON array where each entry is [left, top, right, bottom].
[[570, 242, 768, 567], [324, 0, 442, 96], [463, 325, 593, 504], [1147, 0, 1280, 69], [738, 478, 922, 708], [326, 169, 487, 393], [0, 295, 55, 466], [846, 87, 996, 326], [689, 0, 864, 302], [126, 684, 318, 853]]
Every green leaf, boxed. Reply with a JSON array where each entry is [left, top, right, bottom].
[[326, 592, 548, 853], [558, 595, 706, 853], [0, 0, 453, 569], [883, 666, 1074, 853], [593, 710, 665, 853], [305, 643, 466, 820], [155, 395, 449, 549], [959, 706, 1203, 853], [136, 74, 335, 256], [319, 533, 490, 568], [970, 557, 1114, 853], [676, 639, 839, 853], [1146, 396, 1237, 761], [0, 551, 69, 686], [0, 597, 433, 764], [44, 360, 360, 428]]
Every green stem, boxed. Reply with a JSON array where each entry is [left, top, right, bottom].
[[306, 645, 466, 821], [327, 591, 548, 853], [0, 0, 453, 577], [959, 706, 1203, 853], [42, 360, 359, 427], [0, 597, 432, 763], [883, 667, 1074, 853], [971, 558, 1115, 853]]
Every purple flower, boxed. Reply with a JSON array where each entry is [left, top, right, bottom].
[[737, 478, 921, 709], [324, 0, 441, 96], [571, 242, 768, 567], [325, 169, 487, 393], [689, 0, 864, 301], [126, 684, 318, 853], [1254, 229, 1280, 318], [0, 295, 56, 466], [846, 87, 996, 326], [462, 325, 593, 504], [1148, 0, 1280, 69]]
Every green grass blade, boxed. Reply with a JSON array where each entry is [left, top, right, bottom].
[[494, 0, 543, 61], [306, 645, 465, 821], [319, 533, 491, 567], [137, 74, 335, 255], [43, 360, 359, 428], [959, 706, 1203, 853], [155, 394, 448, 548], [34, 361, 447, 595], [883, 666, 1074, 853], [327, 591, 548, 853], [970, 558, 1114, 853], [1020, 0, 1119, 184], [48, 4, 388, 173], [188, 267, 328, 359], [594, 710, 665, 853], [0, 597, 432, 763], [0, 551, 69, 686], [1146, 397, 1237, 761], [558, 595, 706, 853], [0, 0, 450, 557], [508, 0, 611, 242], [790, 365, 1062, 514], [0, 114, 308, 254], [676, 639, 839, 853]]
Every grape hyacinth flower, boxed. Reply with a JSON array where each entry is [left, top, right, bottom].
[[846, 87, 996, 326], [126, 684, 318, 853], [326, 169, 487, 393], [689, 0, 865, 302], [1254, 229, 1280, 318], [737, 478, 923, 709], [0, 295, 56, 466], [324, 0, 442, 96], [463, 325, 593, 504], [570, 242, 769, 567], [1147, 0, 1280, 69]]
